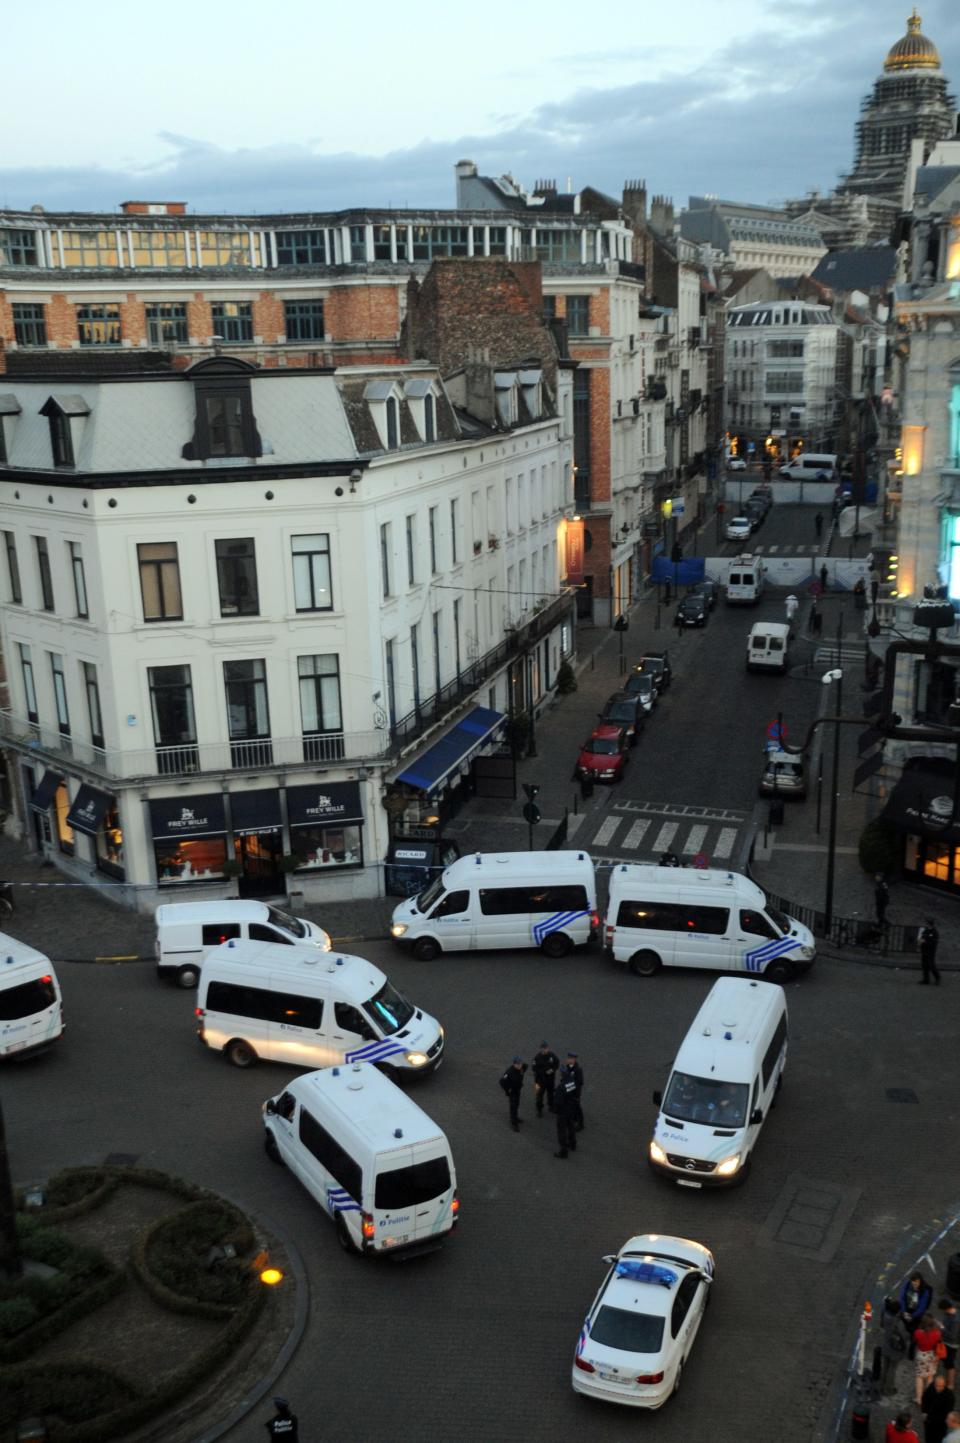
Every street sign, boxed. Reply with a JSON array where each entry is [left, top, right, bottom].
[[766, 719, 787, 742], [716, 502, 726, 514], [747, 441, 756, 452], [672, 497, 686, 516], [522, 802, 541, 826], [614, 614, 629, 632], [692, 852, 709, 870]]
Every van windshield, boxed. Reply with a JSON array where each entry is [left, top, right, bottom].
[[0, 977, 57, 1022], [662, 1071, 748, 1129], [363, 981, 415, 1035], [266, 906, 308, 939], [375, 1155, 451, 1210], [415, 874, 446, 913], [765, 904, 791, 934]]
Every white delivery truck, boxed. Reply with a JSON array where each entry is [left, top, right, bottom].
[[390, 851, 597, 959], [746, 622, 791, 673], [649, 976, 787, 1187], [725, 555, 765, 605], [0, 935, 64, 1060], [603, 865, 815, 982], [262, 1062, 458, 1257], [155, 900, 331, 988], [196, 942, 443, 1075]]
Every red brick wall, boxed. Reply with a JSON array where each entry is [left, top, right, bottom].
[[46, 295, 78, 348], [327, 285, 400, 341], [119, 294, 146, 347], [253, 292, 285, 344]]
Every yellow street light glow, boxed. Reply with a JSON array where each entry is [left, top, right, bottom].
[[260, 1267, 284, 1286]]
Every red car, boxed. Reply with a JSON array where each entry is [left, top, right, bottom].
[[576, 725, 629, 782]]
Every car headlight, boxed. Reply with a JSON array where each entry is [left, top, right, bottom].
[[649, 1140, 667, 1165], [716, 1153, 741, 1177], [800, 944, 815, 960], [391, 924, 408, 938], [405, 1051, 429, 1067]]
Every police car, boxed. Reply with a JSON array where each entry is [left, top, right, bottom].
[[571, 1233, 714, 1408]]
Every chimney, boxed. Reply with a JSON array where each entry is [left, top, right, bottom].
[[622, 179, 647, 225], [455, 158, 478, 206], [649, 195, 675, 235]]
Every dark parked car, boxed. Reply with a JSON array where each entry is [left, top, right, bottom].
[[576, 725, 629, 783], [640, 650, 673, 693], [749, 487, 773, 515], [599, 691, 645, 745], [675, 594, 709, 628], [693, 579, 718, 611], [623, 668, 657, 713], [743, 499, 765, 529]]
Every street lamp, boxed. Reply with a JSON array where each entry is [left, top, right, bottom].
[[822, 666, 844, 935]]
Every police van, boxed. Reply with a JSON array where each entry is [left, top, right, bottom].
[[196, 942, 443, 1075], [649, 976, 787, 1187], [0, 935, 64, 1061], [390, 851, 597, 959], [155, 900, 331, 989], [262, 1062, 458, 1257], [725, 555, 765, 605], [603, 865, 815, 982]]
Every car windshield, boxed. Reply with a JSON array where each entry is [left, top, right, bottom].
[[626, 674, 653, 695], [266, 905, 308, 939], [586, 737, 619, 755], [681, 599, 701, 612], [766, 903, 791, 934], [590, 1304, 665, 1355], [662, 1070, 749, 1128], [415, 874, 446, 913], [363, 980, 416, 1035], [375, 1155, 451, 1210], [604, 703, 633, 720], [642, 658, 664, 674]]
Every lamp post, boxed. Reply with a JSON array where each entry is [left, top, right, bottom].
[[822, 662, 844, 936]]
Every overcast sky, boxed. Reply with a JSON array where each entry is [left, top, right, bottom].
[[1, 0, 957, 216]]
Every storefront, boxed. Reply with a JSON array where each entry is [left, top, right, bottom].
[[882, 760, 960, 894], [285, 781, 364, 873], [66, 784, 123, 879], [229, 789, 283, 897], [150, 793, 228, 886], [27, 768, 60, 849]]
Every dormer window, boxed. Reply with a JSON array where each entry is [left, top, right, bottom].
[[403, 377, 440, 443], [386, 396, 399, 449], [0, 394, 22, 463], [364, 379, 404, 450], [495, 372, 519, 428], [519, 369, 544, 420], [39, 394, 90, 469], [182, 357, 262, 462]]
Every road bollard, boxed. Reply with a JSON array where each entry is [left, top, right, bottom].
[[850, 1401, 870, 1440]]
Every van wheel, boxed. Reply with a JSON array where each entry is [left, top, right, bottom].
[[176, 965, 200, 989], [764, 959, 795, 983], [732, 1154, 752, 1187], [264, 1130, 283, 1165], [225, 1039, 257, 1069], [412, 936, 440, 961], [541, 931, 572, 959], [629, 950, 661, 977], [336, 1215, 358, 1254]]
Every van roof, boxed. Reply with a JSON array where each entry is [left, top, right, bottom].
[[674, 977, 785, 1081], [290, 1063, 448, 1153], [608, 864, 766, 907], [201, 941, 385, 1003], [155, 900, 274, 925], [445, 850, 595, 879], [0, 932, 53, 979], [749, 622, 790, 638]]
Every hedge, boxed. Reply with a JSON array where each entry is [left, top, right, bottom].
[[0, 1219, 123, 1364], [132, 1199, 257, 1318]]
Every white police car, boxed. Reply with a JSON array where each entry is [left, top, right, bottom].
[[571, 1233, 714, 1408]]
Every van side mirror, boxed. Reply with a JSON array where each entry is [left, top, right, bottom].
[[601, 1254, 616, 1264], [750, 1107, 764, 1125], [652, 1089, 663, 1106], [264, 1099, 277, 1115]]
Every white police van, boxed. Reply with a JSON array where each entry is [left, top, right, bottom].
[[0, 935, 63, 1061], [725, 555, 765, 605], [649, 976, 787, 1187], [262, 1062, 458, 1257], [390, 851, 597, 959], [155, 900, 331, 989], [196, 942, 443, 1075]]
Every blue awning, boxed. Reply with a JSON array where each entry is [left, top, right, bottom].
[[396, 707, 505, 794]]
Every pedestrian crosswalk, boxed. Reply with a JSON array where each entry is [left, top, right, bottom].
[[813, 643, 866, 666], [577, 801, 751, 869]]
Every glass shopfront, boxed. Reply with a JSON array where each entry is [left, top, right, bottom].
[[53, 782, 74, 856], [286, 782, 364, 872], [229, 789, 283, 897], [150, 793, 228, 885], [67, 784, 123, 879]]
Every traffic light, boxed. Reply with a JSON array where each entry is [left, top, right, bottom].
[[886, 552, 899, 596]]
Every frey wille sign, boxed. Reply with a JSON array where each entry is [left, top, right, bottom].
[[287, 782, 363, 826], [150, 794, 226, 840]]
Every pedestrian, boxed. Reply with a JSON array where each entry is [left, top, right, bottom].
[[914, 1313, 944, 1404], [554, 1061, 579, 1159], [785, 593, 799, 625], [499, 1056, 527, 1131], [820, 563, 829, 593], [902, 1273, 935, 1353], [815, 512, 824, 539], [881, 1297, 911, 1395], [875, 875, 890, 927], [918, 919, 941, 985], [265, 1397, 299, 1441], [921, 1376, 955, 1443], [943, 1411, 960, 1443], [565, 1050, 585, 1131], [532, 1041, 560, 1115], [810, 576, 822, 601], [940, 1298, 959, 1390], [854, 576, 867, 611], [886, 1412, 920, 1443]]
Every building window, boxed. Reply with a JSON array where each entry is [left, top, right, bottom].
[[46, 408, 75, 468], [453, 598, 462, 677], [373, 225, 393, 260], [149, 664, 198, 774], [385, 639, 397, 726], [82, 662, 105, 751], [61, 231, 119, 267], [291, 533, 332, 611], [146, 304, 188, 345], [12, 304, 46, 347], [411, 226, 468, 260], [138, 541, 183, 622], [76, 304, 121, 345], [349, 225, 366, 261], [215, 537, 259, 616], [275, 230, 327, 265], [432, 611, 442, 696], [54, 782, 74, 857], [289, 823, 362, 871], [535, 229, 582, 262], [406, 514, 416, 586], [487, 227, 507, 256], [0, 229, 38, 266], [224, 659, 272, 767], [50, 653, 70, 740], [386, 396, 399, 449], [183, 358, 262, 461], [19, 643, 38, 723], [429, 506, 438, 574], [210, 301, 253, 343], [380, 523, 392, 598], [130, 231, 188, 267], [4, 532, 21, 604], [410, 622, 421, 707], [197, 231, 252, 267], [450, 498, 460, 565], [298, 655, 343, 762], [67, 541, 89, 619], [424, 392, 436, 442], [35, 536, 55, 611], [566, 296, 590, 335], [96, 801, 124, 880], [284, 300, 325, 342], [573, 369, 591, 497]]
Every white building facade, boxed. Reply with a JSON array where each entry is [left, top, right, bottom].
[[724, 300, 841, 458]]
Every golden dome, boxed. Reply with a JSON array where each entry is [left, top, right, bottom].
[[884, 9, 941, 71]]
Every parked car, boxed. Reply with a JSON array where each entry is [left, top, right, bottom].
[[675, 595, 709, 628], [576, 725, 630, 783], [640, 650, 672, 693], [743, 499, 765, 529], [623, 668, 657, 713], [693, 579, 718, 611], [760, 747, 807, 798], [599, 692, 645, 745], [727, 457, 747, 471], [749, 487, 773, 514], [725, 516, 752, 542], [571, 1233, 715, 1409]]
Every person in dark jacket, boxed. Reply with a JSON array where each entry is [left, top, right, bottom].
[[820, 563, 829, 593], [565, 1051, 585, 1131], [901, 1272, 934, 1355], [880, 1297, 910, 1394], [875, 875, 890, 926], [921, 1375, 955, 1443], [500, 1057, 527, 1131], [265, 1398, 299, 1440], [532, 1042, 560, 1115], [554, 1062, 580, 1158], [918, 920, 941, 985]]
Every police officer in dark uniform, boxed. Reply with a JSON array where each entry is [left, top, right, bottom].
[[565, 1050, 585, 1131], [499, 1056, 527, 1130], [554, 1062, 579, 1158], [532, 1041, 560, 1115], [265, 1397, 299, 1441]]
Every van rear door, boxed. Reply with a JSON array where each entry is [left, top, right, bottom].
[[374, 1143, 455, 1250], [0, 971, 61, 1057]]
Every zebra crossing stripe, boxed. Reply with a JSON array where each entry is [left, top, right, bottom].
[[651, 822, 679, 853], [622, 819, 650, 850], [682, 824, 708, 855], [593, 815, 620, 847], [714, 827, 737, 859]]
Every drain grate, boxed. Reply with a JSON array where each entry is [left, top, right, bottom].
[[103, 1152, 140, 1166], [886, 1088, 919, 1104]]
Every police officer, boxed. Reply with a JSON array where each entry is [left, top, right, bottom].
[[265, 1397, 299, 1441], [918, 917, 941, 985], [565, 1051, 585, 1131], [554, 1062, 580, 1159], [532, 1041, 560, 1115], [499, 1056, 527, 1130]]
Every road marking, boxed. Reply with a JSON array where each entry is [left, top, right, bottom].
[[714, 827, 737, 858], [593, 815, 621, 847], [566, 812, 587, 838], [622, 819, 650, 850], [651, 822, 679, 853], [682, 824, 708, 855], [615, 800, 748, 823]]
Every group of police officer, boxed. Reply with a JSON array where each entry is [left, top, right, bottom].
[[499, 1043, 584, 1158]]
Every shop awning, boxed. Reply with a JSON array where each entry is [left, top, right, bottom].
[[286, 781, 363, 828], [66, 784, 113, 837], [30, 770, 62, 814], [881, 764, 960, 843], [395, 706, 505, 794], [149, 793, 227, 841], [230, 789, 282, 835]]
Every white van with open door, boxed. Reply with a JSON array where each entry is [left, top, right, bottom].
[[0, 935, 63, 1061], [155, 900, 331, 988]]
